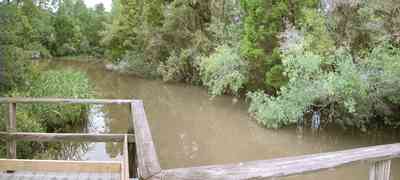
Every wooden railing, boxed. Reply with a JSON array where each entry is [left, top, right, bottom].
[[1, 97, 399, 180], [0, 98, 138, 180], [160, 144, 398, 180], [127, 101, 400, 180]]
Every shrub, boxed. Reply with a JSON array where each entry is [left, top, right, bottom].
[[158, 49, 192, 82], [0, 46, 37, 92], [78, 39, 91, 55], [200, 45, 248, 97], [248, 42, 400, 129], [57, 43, 77, 56], [264, 65, 288, 90], [264, 49, 288, 90], [25, 42, 52, 59], [123, 50, 159, 78]]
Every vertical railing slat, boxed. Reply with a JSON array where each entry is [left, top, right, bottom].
[[7, 102, 16, 159], [128, 102, 137, 177], [369, 160, 391, 180], [123, 134, 129, 180]]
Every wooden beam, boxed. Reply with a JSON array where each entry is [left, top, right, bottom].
[[122, 135, 130, 180], [128, 102, 137, 177], [131, 100, 161, 179], [369, 160, 391, 180], [161, 143, 400, 180], [0, 159, 121, 173], [6, 103, 16, 159], [0, 132, 135, 143], [0, 97, 134, 104]]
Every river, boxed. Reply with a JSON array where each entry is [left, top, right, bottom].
[[43, 59, 400, 180]]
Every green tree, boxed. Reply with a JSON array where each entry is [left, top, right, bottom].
[[240, 0, 318, 90]]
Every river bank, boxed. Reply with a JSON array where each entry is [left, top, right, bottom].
[[40, 59, 400, 180]]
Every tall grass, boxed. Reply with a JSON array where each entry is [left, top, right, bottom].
[[0, 69, 94, 158]]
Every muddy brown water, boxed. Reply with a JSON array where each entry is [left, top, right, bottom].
[[43, 59, 400, 180]]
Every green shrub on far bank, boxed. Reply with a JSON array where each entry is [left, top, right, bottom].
[[248, 42, 400, 130], [200, 45, 249, 97], [123, 50, 159, 78], [158, 49, 199, 83]]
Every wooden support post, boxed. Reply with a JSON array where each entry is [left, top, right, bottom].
[[128, 102, 138, 178], [6, 103, 16, 159], [123, 135, 129, 180], [369, 160, 391, 180]]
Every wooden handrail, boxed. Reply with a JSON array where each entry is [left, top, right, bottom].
[[157, 143, 400, 180], [131, 100, 161, 179], [0, 97, 134, 104], [0, 132, 135, 143]]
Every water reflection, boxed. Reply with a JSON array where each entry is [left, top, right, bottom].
[[40, 104, 124, 161], [82, 104, 125, 160], [38, 142, 89, 160]]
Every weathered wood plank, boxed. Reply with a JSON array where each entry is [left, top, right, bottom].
[[0, 98, 133, 104], [0, 171, 121, 180], [131, 100, 161, 179], [123, 135, 129, 180], [0, 159, 121, 173], [161, 143, 400, 180], [0, 132, 135, 143], [128, 103, 137, 178], [120, 161, 125, 180], [6, 103, 16, 159], [369, 160, 391, 180]]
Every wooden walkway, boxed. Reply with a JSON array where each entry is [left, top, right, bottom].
[[0, 171, 120, 180], [1, 97, 400, 180]]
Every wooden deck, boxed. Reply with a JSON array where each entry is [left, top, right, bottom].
[[0, 171, 120, 180], [0, 98, 136, 180], [0, 158, 125, 180], [1, 97, 400, 180]]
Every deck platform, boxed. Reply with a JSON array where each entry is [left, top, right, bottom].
[[0, 171, 120, 180], [1, 97, 399, 180]]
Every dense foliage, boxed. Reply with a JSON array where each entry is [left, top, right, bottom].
[[0, 0, 108, 59], [2, 0, 400, 132], [99, 0, 400, 130], [248, 2, 400, 130], [0, 0, 94, 158]]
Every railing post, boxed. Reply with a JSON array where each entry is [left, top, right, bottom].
[[123, 135, 130, 180], [128, 102, 138, 178], [6, 102, 16, 159], [369, 160, 391, 180]]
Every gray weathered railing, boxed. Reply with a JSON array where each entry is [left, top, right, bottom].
[[127, 101, 399, 180], [0, 97, 137, 180], [160, 144, 397, 180], [1, 97, 399, 180]]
